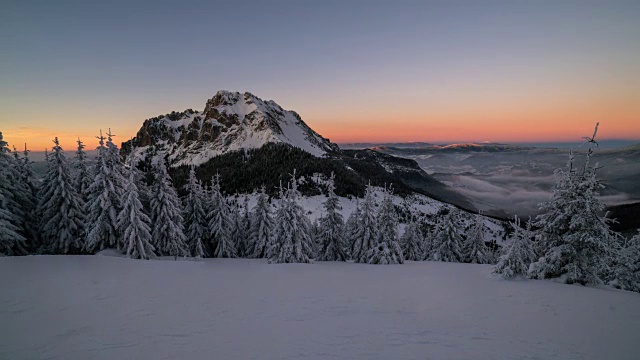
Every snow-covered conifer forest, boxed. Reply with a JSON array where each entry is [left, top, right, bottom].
[[1, 124, 639, 359], [0, 122, 638, 285]]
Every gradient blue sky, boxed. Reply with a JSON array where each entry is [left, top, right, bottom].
[[2, 0, 640, 149]]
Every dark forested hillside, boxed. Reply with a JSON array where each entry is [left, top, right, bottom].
[[147, 143, 474, 209]]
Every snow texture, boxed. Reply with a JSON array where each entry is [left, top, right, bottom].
[[1, 256, 639, 360]]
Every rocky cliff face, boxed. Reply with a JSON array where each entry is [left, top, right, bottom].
[[122, 91, 338, 166]]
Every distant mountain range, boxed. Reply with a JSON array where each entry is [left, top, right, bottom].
[[340, 141, 639, 151]]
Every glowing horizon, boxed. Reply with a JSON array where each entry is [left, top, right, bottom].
[[3, 113, 638, 153]]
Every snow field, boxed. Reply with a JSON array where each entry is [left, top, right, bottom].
[[1, 255, 639, 360]]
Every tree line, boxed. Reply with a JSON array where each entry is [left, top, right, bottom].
[[0, 124, 638, 292]]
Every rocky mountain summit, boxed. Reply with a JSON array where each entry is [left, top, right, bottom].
[[122, 90, 337, 166], [121, 90, 477, 212]]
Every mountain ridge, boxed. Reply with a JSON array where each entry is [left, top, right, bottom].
[[122, 90, 478, 213], [122, 90, 337, 166]]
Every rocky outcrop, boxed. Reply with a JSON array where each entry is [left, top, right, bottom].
[[122, 91, 338, 166]]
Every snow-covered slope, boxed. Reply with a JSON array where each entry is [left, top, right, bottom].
[[237, 187, 504, 244], [2, 256, 639, 360], [123, 91, 337, 166]]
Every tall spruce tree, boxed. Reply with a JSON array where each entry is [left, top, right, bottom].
[[494, 216, 536, 279], [610, 230, 640, 292], [0, 135, 32, 255], [104, 130, 128, 249], [248, 187, 273, 258], [74, 138, 92, 201], [317, 173, 347, 261], [12, 144, 40, 250], [429, 208, 463, 262], [0, 132, 28, 255], [418, 216, 435, 260], [267, 183, 288, 260], [310, 217, 322, 257], [230, 198, 248, 257], [183, 166, 209, 258], [0, 191, 26, 255], [37, 138, 85, 254], [150, 160, 188, 258], [462, 214, 491, 264], [208, 174, 236, 258], [344, 200, 362, 260], [242, 196, 251, 250], [117, 157, 156, 260], [352, 183, 378, 263], [529, 123, 614, 285], [368, 186, 404, 264], [19, 144, 39, 199], [401, 220, 424, 261], [269, 171, 314, 263], [125, 152, 152, 215], [84, 131, 121, 253]]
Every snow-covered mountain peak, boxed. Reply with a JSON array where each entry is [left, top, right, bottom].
[[123, 91, 338, 166]]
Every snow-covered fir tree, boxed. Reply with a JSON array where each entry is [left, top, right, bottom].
[[84, 131, 122, 253], [104, 130, 128, 249], [351, 184, 378, 263], [494, 216, 536, 279], [529, 124, 614, 285], [269, 171, 314, 263], [12, 144, 40, 250], [0, 136, 32, 255], [105, 130, 125, 177], [420, 218, 435, 261], [183, 166, 209, 258], [0, 191, 26, 256], [368, 186, 404, 264], [208, 174, 236, 258], [401, 220, 424, 261], [229, 198, 248, 257], [37, 137, 85, 254], [0, 132, 29, 255], [248, 187, 273, 258], [19, 144, 39, 198], [124, 153, 153, 215], [462, 214, 491, 264], [269, 183, 288, 260], [310, 217, 322, 256], [150, 159, 188, 258], [610, 230, 640, 293], [317, 173, 347, 261], [117, 157, 156, 260], [400, 197, 424, 261], [343, 200, 362, 260], [429, 208, 463, 262], [74, 138, 92, 201], [242, 196, 251, 251]]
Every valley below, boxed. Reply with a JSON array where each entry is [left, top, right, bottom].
[[370, 143, 640, 220]]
